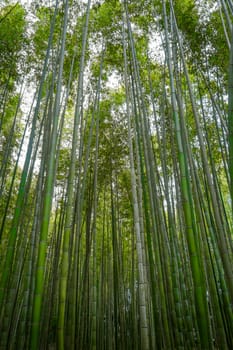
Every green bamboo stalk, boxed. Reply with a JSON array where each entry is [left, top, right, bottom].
[[0, 1, 59, 312], [228, 25, 233, 212], [57, 3, 91, 348], [162, 1, 211, 347], [30, 2, 69, 347]]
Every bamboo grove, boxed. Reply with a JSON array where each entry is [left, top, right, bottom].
[[1, 0, 233, 348]]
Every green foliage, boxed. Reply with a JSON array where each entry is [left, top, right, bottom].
[[0, 94, 22, 165], [91, 0, 121, 38], [32, 6, 62, 62], [80, 90, 129, 187], [172, 0, 204, 61], [127, 0, 153, 31], [0, 3, 27, 89], [205, 9, 229, 74]]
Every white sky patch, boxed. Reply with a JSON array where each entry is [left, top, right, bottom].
[[106, 70, 122, 90], [17, 82, 37, 166], [18, 0, 107, 8], [148, 30, 165, 65]]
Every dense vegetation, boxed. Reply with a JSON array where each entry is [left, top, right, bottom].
[[0, 0, 233, 349]]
